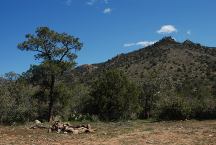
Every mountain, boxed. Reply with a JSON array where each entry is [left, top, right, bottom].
[[0, 77, 7, 85], [68, 37, 216, 91]]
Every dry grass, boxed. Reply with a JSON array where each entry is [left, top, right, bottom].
[[0, 120, 216, 145]]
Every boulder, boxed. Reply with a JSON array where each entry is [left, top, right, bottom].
[[34, 120, 41, 124]]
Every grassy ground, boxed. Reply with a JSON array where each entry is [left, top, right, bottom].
[[0, 120, 216, 145]]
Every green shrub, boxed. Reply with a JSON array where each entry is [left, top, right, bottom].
[[154, 96, 191, 120], [53, 83, 91, 121], [68, 113, 99, 122], [192, 97, 216, 119], [0, 77, 37, 124], [87, 69, 140, 121]]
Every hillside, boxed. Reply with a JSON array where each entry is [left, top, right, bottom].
[[69, 37, 216, 92]]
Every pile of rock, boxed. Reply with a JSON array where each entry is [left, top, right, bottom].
[[49, 121, 95, 134]]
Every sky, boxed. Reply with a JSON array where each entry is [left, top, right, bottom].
[[0, 0, 216, 75]]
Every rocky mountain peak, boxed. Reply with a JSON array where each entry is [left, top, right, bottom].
[[154, 36, 177, 46], [183, 39, 195, 45]]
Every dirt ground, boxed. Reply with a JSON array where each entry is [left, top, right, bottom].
[[0, 120, 216, 145]]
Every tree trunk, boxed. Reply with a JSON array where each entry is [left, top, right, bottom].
[[48, 75, 55, 122], [144, 96, 150, 119]]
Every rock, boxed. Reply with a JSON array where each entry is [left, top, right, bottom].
[[49, 121, 95, 134], [65, 127, 75, 133], [78, 127, 88, 134], [48, 129, 52, 133], [34, 120, 41, 124], [72, 129, 79, 135], [57, 129, 61, 133], [87, 124, 91, 129]]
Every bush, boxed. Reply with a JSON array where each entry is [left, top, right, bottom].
[[68, 113, 99, 122], [139, 82, 159, 119], [0, 77, 37, 124], [154, 96, 191, 120], [87, 69, 140, 121], [53, 83, 91, 121], [192, 97, 216, 119]]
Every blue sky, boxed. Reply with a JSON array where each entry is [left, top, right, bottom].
[[0, 0, 215, 75]]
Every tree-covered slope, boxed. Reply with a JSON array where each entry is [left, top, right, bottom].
[[70, 37, 216, 90]]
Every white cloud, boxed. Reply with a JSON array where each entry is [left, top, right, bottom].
[[187, 30, 191, 35], [104, 0, 109, 4], [124, 41, 156, 48], [124, 43, 136, 47], [157, 25, 178, 34], [136, 41, 156, 47], [87, 0, 108, 5], [86, 0, 97, 5], [103, 8, 112, 14], [65, 0, 72, 6]]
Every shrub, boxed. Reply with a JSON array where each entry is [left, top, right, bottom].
[[153, 96, 191, 120], [87, 69, 140, 121], [192, 97, 216, 119], [0, 78, 37, 124], [54, 83, 91, 121]]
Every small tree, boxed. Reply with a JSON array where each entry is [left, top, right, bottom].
[[140, 82, 158, 119], [89, 69, 140, 121], [18, 27, 83, 121]]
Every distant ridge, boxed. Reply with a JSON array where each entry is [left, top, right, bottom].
[[67, 37, 216, 89]]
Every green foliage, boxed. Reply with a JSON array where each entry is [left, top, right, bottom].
[[154, 96, 192, 120], [153, 80, 216, 120], [87, 69, 140, 121], [1, 36, 216, 124], [192, 97, 216, 119], [139, 82, 159, 119], [68, 113, 99, 122], [52, 83, 90, 121], [0, 72, 37, 124], [18, 27, 83, 62], [18, 27, 83, 121]]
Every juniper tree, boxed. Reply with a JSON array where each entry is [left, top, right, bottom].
[[89, 69, 140, 121]]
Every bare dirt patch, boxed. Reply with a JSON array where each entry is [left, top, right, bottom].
[[0, 120, 215, 145]]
